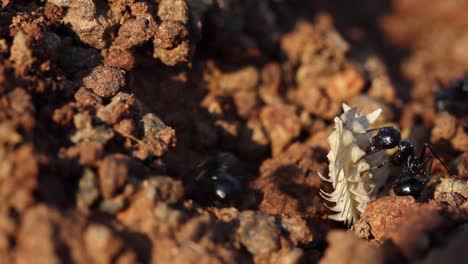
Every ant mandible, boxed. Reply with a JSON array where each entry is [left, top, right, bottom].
[[362, 126, 449, 198]]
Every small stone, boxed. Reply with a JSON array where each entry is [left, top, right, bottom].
[[434, 178, 468, 199], [320, 231, 388, 264], [431, 112, 457, 142], [62, 141, 103, 166], [74, 87, 103, 108], [63, 0, 119, 49], [99, 196, 126, 215], [98, 154, 130, 199], [279, 215, 313, 245], [451, 126, 468, 152], [238, 211, 280, 255], [77, 168, 100, 210], [295, 86, 341, 119], [154, 20, 189, 50], [97, 92, 136, 125], [218, 66, 259, 93], [10, 31, 34, 75], [70, 112, 114, 144], [84, 224, 123, 263], [83, 65, 126, 98], [103, 48, 135, 71], [326, 65, 365, 102], [233, 91, 258, 119], [134, 113, 176, 158], [114, 18, 154, 49], [142, 176, 184, 204], [48, 0, 70, 7], [157, 0, 189, 23], [260, 105, 301, 156], [0, 122, 22, 145], [153, 40, 192, 66]]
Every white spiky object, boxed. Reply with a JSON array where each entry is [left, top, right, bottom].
[[319, 104, 388, 225]]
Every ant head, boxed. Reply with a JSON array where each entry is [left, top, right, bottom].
[[373, 127, 401, 150], [391, 140, 415, 166]]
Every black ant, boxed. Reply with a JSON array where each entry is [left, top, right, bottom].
[[186, 153, 242, 206], [363, 127, 449, 198], [434, 76, 468, 117]]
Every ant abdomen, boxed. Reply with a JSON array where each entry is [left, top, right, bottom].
[[187, 152, 243, 206], [393, 177, 425, 198]]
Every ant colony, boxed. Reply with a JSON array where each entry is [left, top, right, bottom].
[[320, 104, 448, 225]]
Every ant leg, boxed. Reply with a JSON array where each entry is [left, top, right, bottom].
[[360, 158, 390, 177], [420, 143, 450, 173], [370, 159, 390, 171], [424, 157, 434, 184], [412, 155, 434, 184]]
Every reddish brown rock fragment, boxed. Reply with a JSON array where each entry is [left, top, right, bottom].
[[132, 113, 176, 159], [63, 0, 119, 49], [114, 18, 154, 49], [84, 224, 124, 264], [9, 31, 34, 75], [238, 211, 280, 255], [153, 41, 192, 66], [62, 141, 103, 166], [279, 215, 313, 245], [434, 178, 468, 199], [218, 66, 259, 93], [15, 206, 62, 264], [320, 231, 388, 264], [252, 143, 327, 218], [97, 92, 136, 125], [103, 48, 135, 70], [52, 103, 76, 126], [259, 63, 283, 105], [157, 0, 189, 23], [260, 105, 301, 156], [451, 126, 468, 152], [295, 86, 341, 120], [1, 144, 38, 212], [74, 87, 103, 108], [233, 90, 258, 119], [363, 57, 396, 104], [83, 65, 126, 98], [326, 65, 365, 102], [353, 196, 443, 259], [431, 112, 457, 142], [98, 154, 130, 199], [77, 168, 100, 211], [154, 20, 189, 50]]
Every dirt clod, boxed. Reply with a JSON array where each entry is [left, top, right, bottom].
[[83, 65, 126, 98], [260, 105, 301, 156], [239, 210, 280, 255]]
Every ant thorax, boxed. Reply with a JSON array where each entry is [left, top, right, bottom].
[[320, 104, 389, 225]]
